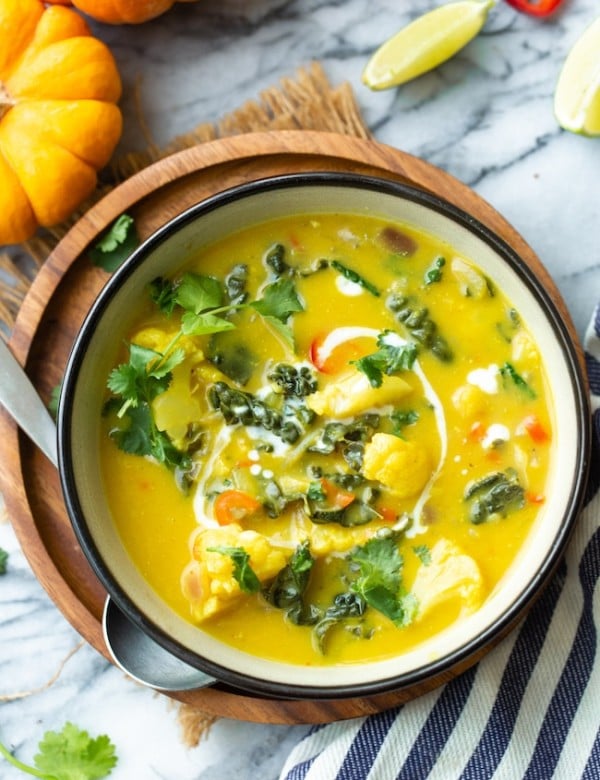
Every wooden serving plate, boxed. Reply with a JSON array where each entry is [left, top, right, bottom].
[[0, 131, 581, 724]]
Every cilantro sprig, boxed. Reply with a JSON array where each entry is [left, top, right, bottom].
[[90, 214, 139, 273], [0, 722, 117, 779], [106, 343, 192, 473], [352, 330, 418, 388], [107, 343, 185, 418], [349, 534, 416, 627], [152, 272, 304, 348]]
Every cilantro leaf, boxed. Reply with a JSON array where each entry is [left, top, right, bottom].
[[352, 331, 417, 388], [180, 311, 236, 337], [90, 214, 139, 273], [110, 404, 154, 457], [0, 722, 118, 780], [349, 535, 415, 627], [0, 547, 8, 575], [109, 404, 191, 471], [207, 546, 261, 593], [260, 315, 295, 348], [249, 278, 304, 348], [251, 277, 304, 322], [175, 273, 223, 314], [106, 342, 191, 475], [149, 277, 178, 316], [34, 722, 117, 780], [107, 344, 184, 411]]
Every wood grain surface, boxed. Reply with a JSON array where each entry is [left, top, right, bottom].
[[0, 131, 582, 724]]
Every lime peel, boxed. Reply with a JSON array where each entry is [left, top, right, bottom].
[[554, 16, 600, 137], [362, 0, 495, 91]]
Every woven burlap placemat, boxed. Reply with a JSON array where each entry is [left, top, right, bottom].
[[0, 61, 370, 744]]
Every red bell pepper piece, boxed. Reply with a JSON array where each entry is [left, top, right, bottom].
[[505, 0, 564, 16]]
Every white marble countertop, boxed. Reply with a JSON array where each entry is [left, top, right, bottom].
[[1, 1, 599, 778]]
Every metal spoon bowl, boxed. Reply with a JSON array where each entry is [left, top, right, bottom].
[[102, 597, 215, 691]]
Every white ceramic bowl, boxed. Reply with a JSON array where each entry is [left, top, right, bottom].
[[57, 173, 591, 699]]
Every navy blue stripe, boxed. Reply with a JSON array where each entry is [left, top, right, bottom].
[[581, 727, 600, 780], [459, 561, 567, 779], [523, 529, 600, 779], [585, 353, 600, 396], [336, 707, 399, 779], [395, 664, 478, 780], [285, 755, 318, 780], [585, 409, 600, 504], [283, 724, 326, 780]]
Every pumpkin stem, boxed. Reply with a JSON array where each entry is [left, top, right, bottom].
[[0, 81, 16, 120]]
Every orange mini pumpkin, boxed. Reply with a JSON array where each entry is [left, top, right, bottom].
[[46, 0, 198, 25], [0, 0, 122, 244]]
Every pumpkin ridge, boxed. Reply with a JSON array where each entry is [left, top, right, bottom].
[[0, 138, 37, 243], [10, 99, 123, 169]]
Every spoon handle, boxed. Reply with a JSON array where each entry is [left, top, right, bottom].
[[0, 338, 58, 467]]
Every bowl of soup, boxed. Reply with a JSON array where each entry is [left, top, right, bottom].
[[57, 172, 590, 699]]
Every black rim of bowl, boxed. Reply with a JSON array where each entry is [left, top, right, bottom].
[[57, 172, 592, 700]]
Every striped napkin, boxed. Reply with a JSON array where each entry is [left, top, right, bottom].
[[280, 305, 600, 780]]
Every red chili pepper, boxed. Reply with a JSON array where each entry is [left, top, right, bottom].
[[505, 0, 564, 17]]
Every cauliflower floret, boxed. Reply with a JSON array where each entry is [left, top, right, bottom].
[[451, 383, 488, 421], [290, 513, 375, 556], [307, 369, 412, 418], [362, 432, 431, 498], [511, 331, 540, 371], [131, 326, 200, 358], [182, 524, 287, 622], [412, 539, 485, 621], [451, 257, 490, 299]]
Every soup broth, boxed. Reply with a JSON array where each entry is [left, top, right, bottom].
[[100, 212, 553, 666]]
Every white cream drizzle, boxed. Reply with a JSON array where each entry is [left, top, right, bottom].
[[335, 276, 365, 297], [192, 426, 233, 529]]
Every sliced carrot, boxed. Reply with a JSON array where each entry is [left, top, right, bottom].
[[467, 421, 485, 442], [321, 478, 356, 509], [213, 490, 262, 525], [235, 458, 255, 469], [309, 334, 373, 374], [522, 414, 550, 443], [485, 449, 502, 464], [527, 491, 546, 505], [377, 505, 398, 523]]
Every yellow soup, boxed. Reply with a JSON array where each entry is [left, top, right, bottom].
[[100, 212, 553, 666]]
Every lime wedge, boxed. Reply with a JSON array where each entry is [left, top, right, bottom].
[[554, 16, 600, 136], [362, 0, 495, 91]]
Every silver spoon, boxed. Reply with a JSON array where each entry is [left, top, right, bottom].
[[102, 597, 215, 691], [0, 338, 215, 692]]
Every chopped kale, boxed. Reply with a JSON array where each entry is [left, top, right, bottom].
[[464, 469, 526, 524]]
